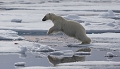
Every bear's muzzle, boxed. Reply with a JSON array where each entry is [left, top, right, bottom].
[[42, 16, 47, 21]]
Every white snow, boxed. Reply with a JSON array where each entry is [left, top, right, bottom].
[[11, 19, 22, 23], [74, 52, 91, 56], [99, 10, 115, 18], [0, 0, 120, 31], [0, 30, 24, 40], [105, 52, 118, 57], [106, 22, 116, 27], [50, 50, 74, 57], [0, 41, 31, 54], [0, 40, 56, 54], [0, 0, 120, 69], [64, 14, 80, 20], [32, 45, 56, 52]]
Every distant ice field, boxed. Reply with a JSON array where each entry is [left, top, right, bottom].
[[0, 0, 120, 32]]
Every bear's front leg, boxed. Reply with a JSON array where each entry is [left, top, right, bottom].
[[47, 27, 54, 35]]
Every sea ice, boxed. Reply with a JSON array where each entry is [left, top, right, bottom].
[[32, 45, 56, 52], [11, 19, 22, 23], [0, 41, 34, 54], [74, 52, 91, 56], [99, 10, 115, 18], [50, 51, 64, 56], [64, 14, 80, 20], [106, 22, 115, 27], [85, 22, 91, 26], [0, 30, 24, 40], [50, 50, 74, 57], [105, 52, 118, 57], [15, 62, 26, 67]]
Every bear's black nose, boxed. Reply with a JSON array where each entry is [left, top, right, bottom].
[[42, 16, 47, 21], [42, 18, 46, 21]]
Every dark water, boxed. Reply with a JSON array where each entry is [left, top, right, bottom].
[[0, 46, 120, 69]]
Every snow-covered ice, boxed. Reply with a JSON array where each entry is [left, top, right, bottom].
[[0, 0, 120, 69], [32, 45, 56, 52], [11, 19, 22, 23], [105, 52, 118, 57], [74, 52, 91, 56], [0, 30, 24, 40], [99, 10, 115, 18]]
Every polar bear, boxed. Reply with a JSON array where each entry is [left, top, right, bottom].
[[42, 13, 91, 44]]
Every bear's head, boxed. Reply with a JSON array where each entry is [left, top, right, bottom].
[[42, 13, 55, 21]]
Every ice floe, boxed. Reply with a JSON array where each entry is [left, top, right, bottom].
[[11, 19, 22, 23], [74, 52, 91, 56], [106, 22, 116, 27], [0, 0, 120, 69], [105, 52, 118, 57], [64, 14, 80, 20], [99, 10, 115, 18], [15, 62, 26, 67], [32, 45, 56, 52], [64, 14, 84, 23], [0, 41, 33, 54], [49, 49, 90, 58], [50, 50, 74, 57], [0, 30, 24, 40]]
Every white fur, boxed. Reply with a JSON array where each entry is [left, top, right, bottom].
[[42, 13, 91, 44]]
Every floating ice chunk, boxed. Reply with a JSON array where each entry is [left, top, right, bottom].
[[62, 50, 74, 57], [0, 30, 24, 40], [99, 10, 115, 18], [15, 62, 25, 67], [74, 52, 91, 56], [50, 50, 74, 57], [0, 30, 17, 34], [106, 23, 115, 27], [19, 47, 27, 54], [64, 14, 80, 20], [107, 10, 115, 17], [50, 51, 64, 56], [11, 19, 22, 23], [105, 52, 118, 57], [33, 43, 41, 47], [85, 22, 91, 26], [34, 45, 55, 52]]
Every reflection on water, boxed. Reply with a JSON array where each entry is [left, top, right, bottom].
[[48, 47, 91, 66], [0, 46, 120, 69], [19, 53, 27, 59]]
